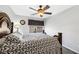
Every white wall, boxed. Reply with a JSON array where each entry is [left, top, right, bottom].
[[45, 6, 79, 53], [13, 15, 29, 34]]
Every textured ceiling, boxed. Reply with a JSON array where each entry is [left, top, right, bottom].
[[10, 5, 73, 19]]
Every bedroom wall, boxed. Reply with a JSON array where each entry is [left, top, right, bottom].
[[45, 6, 79, 53], [0, 5, 43, 35], [13, 15, 29, 34]]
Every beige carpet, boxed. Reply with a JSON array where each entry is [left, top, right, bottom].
[[62, 47, 77, 54]]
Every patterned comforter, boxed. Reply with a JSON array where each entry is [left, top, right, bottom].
[[0, 33, 61, 54]]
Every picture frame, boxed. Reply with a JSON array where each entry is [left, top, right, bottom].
[[20, 20, 25, 25]]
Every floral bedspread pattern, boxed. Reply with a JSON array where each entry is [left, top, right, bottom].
[[0, 34, 61, 54]]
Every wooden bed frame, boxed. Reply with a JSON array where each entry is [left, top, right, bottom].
[[53, 32, 62, 54], [58, 33, 62, 54]]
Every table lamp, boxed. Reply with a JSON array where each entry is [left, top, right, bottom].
[[14, 22, 22, 35]]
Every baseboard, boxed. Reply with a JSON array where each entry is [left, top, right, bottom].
[[62, 44, 79, 54]]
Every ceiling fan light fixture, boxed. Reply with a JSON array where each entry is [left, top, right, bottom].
[[37, 9, 44, 17], [38, 12, 44, 17], [40, 15, 43, 17]]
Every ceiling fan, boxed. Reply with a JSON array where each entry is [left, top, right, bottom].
[[29, 5, 52, 17]]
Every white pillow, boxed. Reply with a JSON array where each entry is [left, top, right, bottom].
[[0, 21, 10, 33]]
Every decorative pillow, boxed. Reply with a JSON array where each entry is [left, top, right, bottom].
[[0, 21, 10, 38], [0, 31, 9, 38]]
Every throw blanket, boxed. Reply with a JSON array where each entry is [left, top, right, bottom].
[[0, 34, 61, 54]]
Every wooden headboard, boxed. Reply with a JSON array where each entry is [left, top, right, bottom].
[[58, 33, 62, 45], [0, 12, 13, 33]]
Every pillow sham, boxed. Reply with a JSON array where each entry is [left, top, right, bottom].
[[0, 21, 10, 38], [0, 31, 9, 38]]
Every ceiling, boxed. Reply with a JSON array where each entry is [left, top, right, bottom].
[[10, 5, 73, 19]]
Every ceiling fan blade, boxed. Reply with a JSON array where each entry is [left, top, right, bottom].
[[29, 7, 37, 11], [43, 5, 50, 10], [44, 12, 52, 15], [31, 13, 37, 15]]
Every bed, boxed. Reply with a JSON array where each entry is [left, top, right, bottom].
[[0, 12, 62, 54]]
